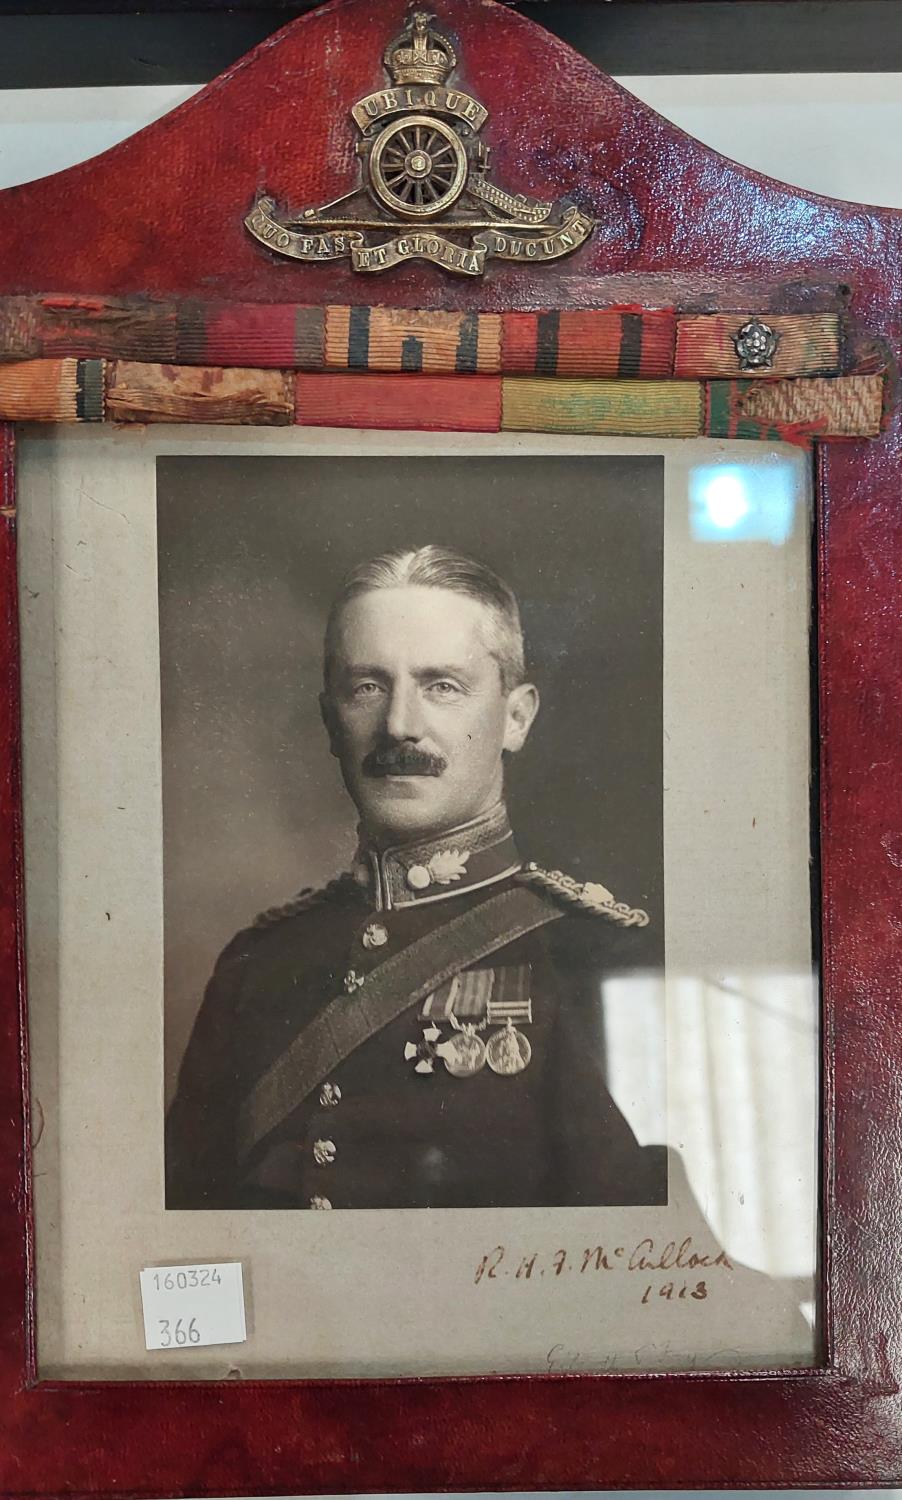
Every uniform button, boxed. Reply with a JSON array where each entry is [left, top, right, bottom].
[[407, 863, 432, 891], [319, 1081, 342, 1108], [313, 1138, 337, 1166], [362, 922, 389, 950], [344, 969, 365, 994], [309, 1195, 332, 1210]]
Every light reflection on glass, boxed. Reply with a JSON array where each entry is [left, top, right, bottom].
[[689, 461, 798, 543], [602, 970, 817, 1283]]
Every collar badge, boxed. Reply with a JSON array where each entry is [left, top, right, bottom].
[[406, 847, 471, 891]]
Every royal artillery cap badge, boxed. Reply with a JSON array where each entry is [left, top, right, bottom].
[[245, 10, 595, 276]]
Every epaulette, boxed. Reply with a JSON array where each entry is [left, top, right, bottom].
[[252, 872, 358, 929], [516, 862, 649, 927]]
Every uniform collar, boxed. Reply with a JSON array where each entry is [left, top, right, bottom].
[[354, 802, 521, 911]]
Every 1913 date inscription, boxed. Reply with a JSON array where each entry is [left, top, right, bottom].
[[474, 1237, 733, 1305]]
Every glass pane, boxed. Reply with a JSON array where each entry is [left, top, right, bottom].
[[19, 427, 818, 1378]]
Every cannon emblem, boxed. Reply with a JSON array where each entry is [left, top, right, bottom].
[[245, 11, 595, 276]]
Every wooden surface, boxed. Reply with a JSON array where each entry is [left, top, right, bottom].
[[0, 0, 899, 1492]]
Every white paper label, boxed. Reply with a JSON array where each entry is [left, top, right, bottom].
[[139, 1262, 246, 1351]]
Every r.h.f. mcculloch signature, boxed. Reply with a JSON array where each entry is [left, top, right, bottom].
[[474, 1235, 734, 1306]]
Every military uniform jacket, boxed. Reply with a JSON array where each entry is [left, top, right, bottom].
[[166, 808, 666, 1211]]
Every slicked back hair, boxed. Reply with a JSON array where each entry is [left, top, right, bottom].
[[323, 544, 527, 693]]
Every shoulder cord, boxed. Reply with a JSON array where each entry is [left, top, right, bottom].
[[517, 862, 649, 928]]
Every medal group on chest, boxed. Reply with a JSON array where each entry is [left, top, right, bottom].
[[341, 914, 534, 1079], [410, 963, 534, 1078]]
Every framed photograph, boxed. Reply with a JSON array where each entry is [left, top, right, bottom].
[[0, 0, 898, 1490], [21, 428, 816, 1384]]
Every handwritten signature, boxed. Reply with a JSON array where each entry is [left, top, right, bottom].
[[474, 1236, 733, 1304]]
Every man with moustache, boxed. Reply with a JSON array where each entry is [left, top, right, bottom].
[[165, 544, 665, 1211]]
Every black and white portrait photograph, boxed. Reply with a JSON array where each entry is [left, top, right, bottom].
[[20, 426, 818, 1377], [160, 454, 667, 1213]]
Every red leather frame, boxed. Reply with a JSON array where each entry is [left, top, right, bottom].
[[0, 0, 899, 1488]]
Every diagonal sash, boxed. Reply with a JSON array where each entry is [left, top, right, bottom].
[[237, 884, 564, 1162]]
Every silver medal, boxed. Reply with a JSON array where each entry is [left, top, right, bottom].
[[485, 1019, 532, 1075], [436, 1026, 487, 1077]]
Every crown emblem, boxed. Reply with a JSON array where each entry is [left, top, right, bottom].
[[244, 11, 596, 277], [385, 12, 456, 87]]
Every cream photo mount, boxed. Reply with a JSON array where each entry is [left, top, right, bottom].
[[18, 423, 817, 1382]]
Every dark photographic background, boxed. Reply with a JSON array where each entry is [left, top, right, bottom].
[[158, 454, 664, 1102]]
